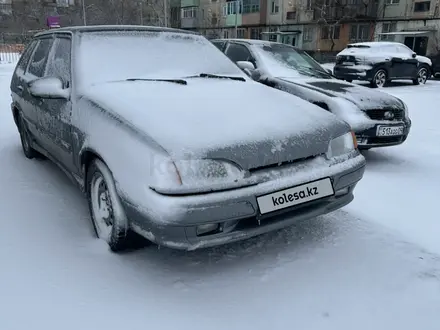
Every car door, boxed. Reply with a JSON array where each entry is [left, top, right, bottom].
[[395, 44, 418, 78], [10, 40, 38, 133], [21, 37, 55, 147], [37, 35, 75, 172]]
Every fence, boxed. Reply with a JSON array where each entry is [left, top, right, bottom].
[[0, 44, 23, 64]]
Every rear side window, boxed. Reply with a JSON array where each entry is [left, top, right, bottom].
[[16, 41, 37, 71], [27, 38, 54, 77]]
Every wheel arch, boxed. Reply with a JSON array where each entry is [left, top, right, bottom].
[[79, 147, 107, 193]]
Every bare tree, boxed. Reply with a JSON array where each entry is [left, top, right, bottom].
[[314, 0, 377, 51]]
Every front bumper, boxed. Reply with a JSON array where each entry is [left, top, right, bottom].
[[121, 154, 366, 251], [333, 65, 374, 81], [355, 120, 411, 149]]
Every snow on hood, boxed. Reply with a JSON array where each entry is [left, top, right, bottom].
[[81, 78, 350, 162], [279, 77, 406, 131]]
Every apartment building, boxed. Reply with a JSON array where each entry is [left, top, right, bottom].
[[374, 0, 440, 56], [179, 0, 379, 52]]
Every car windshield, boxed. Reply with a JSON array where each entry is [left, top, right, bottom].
[[254, 43, 332, 79], [75, 30, 246, 88]]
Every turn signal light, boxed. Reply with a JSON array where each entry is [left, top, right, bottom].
[[351, 131, 358, 149]]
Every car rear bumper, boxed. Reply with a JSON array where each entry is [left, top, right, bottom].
[[120, 154, 366, 250], [333, 65, 374, 81], [354, 120, 411, 149]]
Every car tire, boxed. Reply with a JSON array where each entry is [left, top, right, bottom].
[[18, 113, 44, 160], [413, 66, 429, 85], [87, 158, 133, 252], [370, 69, 387, 88]]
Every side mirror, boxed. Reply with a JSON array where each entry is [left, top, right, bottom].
[[28, 76, 70, 99], [412, 53, 417, 58], [325, 68, 333, 75], [236, 61, 255, 77]]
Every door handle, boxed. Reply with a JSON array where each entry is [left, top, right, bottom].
[[17, 85, 23, 91]]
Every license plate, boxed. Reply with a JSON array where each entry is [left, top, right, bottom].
[[376, 125, 404, 137], [342, 62, 354, 66], [257, 178, 334, 215]]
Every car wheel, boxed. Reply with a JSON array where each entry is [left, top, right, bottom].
[[370, 69, 387, 88], [18, 114, 43, 159], [87, 158, 131, 252], [413, 67, 428, 85]]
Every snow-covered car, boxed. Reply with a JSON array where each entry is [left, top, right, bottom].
[[9, 26, 366, 252], [333, 41, 432, 88], [211, 39, 412, 150]]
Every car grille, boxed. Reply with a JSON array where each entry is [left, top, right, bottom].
[[365, 108, 404, 121], [368, 136, 403, 144]]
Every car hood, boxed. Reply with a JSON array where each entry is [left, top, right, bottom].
[[279, 77, 405, 110], [81, 78, 350, 171]]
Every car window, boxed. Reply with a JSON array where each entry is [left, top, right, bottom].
[[47, 37, 71, 85], [27, 38, 54, 77], [212, 41, 226, 51], [16, 41, 37, 72], [225, 43, 253, 63], [396, 44, 413, 56]]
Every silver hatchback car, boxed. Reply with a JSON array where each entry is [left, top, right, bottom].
[[10, 26, 366, 252]]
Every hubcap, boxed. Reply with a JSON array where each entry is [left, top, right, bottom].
[[91, 174, 114, 241], [418, 69, 427, 84], [375, 71, 386, 87]]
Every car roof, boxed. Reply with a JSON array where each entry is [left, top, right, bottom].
[[34, 25, 199, 38], [347, 41, 403, 47], [211, 38, 300, 49]]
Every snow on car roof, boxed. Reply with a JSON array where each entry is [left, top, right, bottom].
[[35, 25, 198, 37], [347, 41, 402, 48]]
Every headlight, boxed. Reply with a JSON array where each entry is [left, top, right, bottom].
[[326, 132, 357, 158], [149, 157, 246, 194], [175, 159, 244, 186]]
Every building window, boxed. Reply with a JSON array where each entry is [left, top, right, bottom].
[[380, 22, 396, 41], [250, 28, 262, 39], [385, 0, 400, 4], [350, 24, 370, 41], [237, 28, 246, 38], [414, 1, 430, 12], [306, 0, 312, 9], [181, 7, 197, 18], [223, 30, 230, 38], [270, 0, 279, 14], [243, 0, 260, 13], [286, 11, 296, 20], [303, 27, 313, 42], [321, 25, 340, 39], [223, 1, 242, 16], [268, 27, 278, 41]]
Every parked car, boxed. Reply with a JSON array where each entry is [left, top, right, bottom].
[[211, 39, 411, 150], [10, 26, 366, 252], [431, 53, 440, 79], [333, 41, 432, 87]]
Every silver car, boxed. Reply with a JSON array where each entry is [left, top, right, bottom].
[[10, 26, 366, 252]]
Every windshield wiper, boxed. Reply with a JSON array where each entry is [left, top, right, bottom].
[[188, 73, 246, 82], [298, 67, 331, 78], [125, 78, 187, 85]]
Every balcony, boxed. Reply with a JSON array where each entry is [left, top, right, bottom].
[[223, 1, 242, 26], [181, 0, 199, 8]]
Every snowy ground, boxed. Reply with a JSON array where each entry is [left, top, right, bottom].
[[1, 63, 440, 330]]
